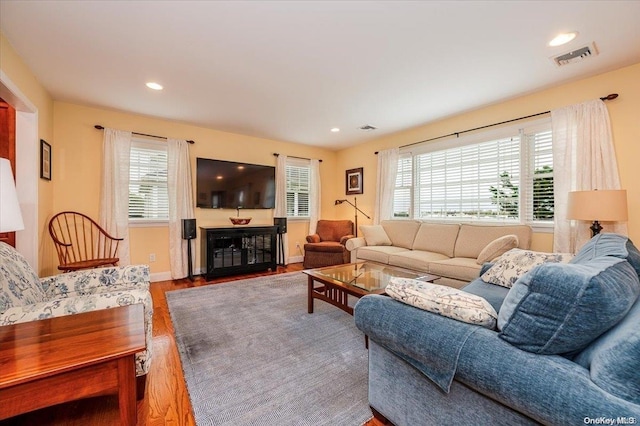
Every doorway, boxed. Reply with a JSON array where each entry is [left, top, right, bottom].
[[0, 98, 17, 247], [0, 72, 39, 270]]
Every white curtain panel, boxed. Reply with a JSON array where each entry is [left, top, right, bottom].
[[309, 159, 321, 235], [374, 148, 399, 224], [275, 154, 289, 265], [552, 99, 626, 253], [168, 139, 195, 279], [99, 128, 132, 265]]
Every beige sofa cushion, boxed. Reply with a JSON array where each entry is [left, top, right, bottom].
[[381, 220, 421, 249], [454, 224, 532, 259], [357, 246, 410, 264], [428, 257, 482, 282], [412, 223, 460, 257], [388, 250, 450, 272]]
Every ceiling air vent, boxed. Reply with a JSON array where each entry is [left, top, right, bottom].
[[359, 124, 377, 131], [551, 42, 598, 67]]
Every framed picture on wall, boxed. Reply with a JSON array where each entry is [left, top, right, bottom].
[[346, 167, 363, 195], [40, 139, 51, 180]]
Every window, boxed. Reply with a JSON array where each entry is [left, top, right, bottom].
[[129, 139, 169, 222], [286, 158, 310, 218], [393, 120, 553, 226]]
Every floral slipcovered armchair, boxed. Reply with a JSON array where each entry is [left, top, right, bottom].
[[0, 242, 153, 396]]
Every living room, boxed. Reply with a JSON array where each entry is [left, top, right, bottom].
[[1, 1, 640, 425]]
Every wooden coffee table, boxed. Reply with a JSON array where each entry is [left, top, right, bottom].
[[0, 304, 146, 425], [304, 262, 438, 315]]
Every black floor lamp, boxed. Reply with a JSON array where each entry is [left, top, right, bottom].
[[334, 197, 371, 237]]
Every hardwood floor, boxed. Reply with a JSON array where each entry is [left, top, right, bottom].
[[1, 264, 383, 426]]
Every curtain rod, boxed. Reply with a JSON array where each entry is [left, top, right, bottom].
[[375, 93, 618, 154], [94, 125, 195, 144], [273, 153, 322, 162]]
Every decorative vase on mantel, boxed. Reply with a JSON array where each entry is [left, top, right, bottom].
[[229, 207, 251, 225]]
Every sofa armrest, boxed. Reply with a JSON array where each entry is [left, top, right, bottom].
[[354, 294, 480, 392], [0, 288, 152, 326], [40, 264, 150, 299], [456, 327, 640, 424], [0, 288, 153, 376], [345, 237, 367, 251], [339, 234, 355, 245], [306, 234, 320, 243]]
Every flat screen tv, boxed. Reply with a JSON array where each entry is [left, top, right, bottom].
[[196, 158, 276, 209]]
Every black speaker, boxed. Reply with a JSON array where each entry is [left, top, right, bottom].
[[182, 218, 196, 240], [274, 217, 287, 234]]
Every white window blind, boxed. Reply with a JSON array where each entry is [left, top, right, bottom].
[[523, 128, 554, 223], [286, 160, 310, 217], [393, 154, 412, 218], [393, 120, 553, 225], [129, 139, 169, 221]]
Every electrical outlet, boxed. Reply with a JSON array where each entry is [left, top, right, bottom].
[[149, 253, 156, 262]]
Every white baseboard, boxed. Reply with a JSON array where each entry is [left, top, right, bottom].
[[288, 255, 304, 264], [150, 271, 172, 282]]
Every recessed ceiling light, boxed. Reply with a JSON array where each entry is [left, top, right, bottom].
[[146, 82, 163, 90], [331, 128, 340, 133], [549, 32, 578, 47]]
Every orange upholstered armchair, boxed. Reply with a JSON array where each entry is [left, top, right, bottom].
[[303, 220, 354, 269]]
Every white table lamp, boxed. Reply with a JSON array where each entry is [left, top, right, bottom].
[[0, 158, 25, 233]]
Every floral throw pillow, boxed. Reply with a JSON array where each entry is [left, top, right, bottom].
[[481, 248, 574, 288], [386, 277, 498, 329]]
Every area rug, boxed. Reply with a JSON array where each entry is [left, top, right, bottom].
[[166, 272, 372, 426]]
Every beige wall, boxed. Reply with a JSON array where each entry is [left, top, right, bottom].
[[4, 25, 640, 275], [334, 62, 640, 252], [0, 32, 55, 275], [51, 102, 338, 277]]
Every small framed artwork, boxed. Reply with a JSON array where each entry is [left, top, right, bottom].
[[40, 139, 51, 180], [345, 167, 363, 195]]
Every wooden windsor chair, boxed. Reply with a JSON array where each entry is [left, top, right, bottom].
[[48, 211, 123, 272]]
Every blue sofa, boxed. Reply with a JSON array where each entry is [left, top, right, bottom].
[[354, 234, 640, 425]]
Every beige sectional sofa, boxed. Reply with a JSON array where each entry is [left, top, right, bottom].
[[345, 220, 532, 288]]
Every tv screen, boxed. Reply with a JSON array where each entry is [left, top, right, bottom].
[[196, 158, 276, 209]]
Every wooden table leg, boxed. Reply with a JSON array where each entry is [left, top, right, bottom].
[[117, 355, 137, 426], [307, 275, 314, 313]]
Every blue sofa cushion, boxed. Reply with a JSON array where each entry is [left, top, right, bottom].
[[461, 278, 509, 313], [571, 233, 640, 278], [498, 256, 640, 354], [573, 297, 640, 404]]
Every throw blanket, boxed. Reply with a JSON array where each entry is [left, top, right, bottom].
[[354, 294, 480, 392]]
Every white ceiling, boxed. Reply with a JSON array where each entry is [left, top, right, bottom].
[[1, 1, 639, 150]]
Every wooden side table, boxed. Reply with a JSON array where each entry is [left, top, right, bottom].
[[0, 304, 146, 425]]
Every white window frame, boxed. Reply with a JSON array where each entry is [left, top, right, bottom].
[[393, 118, 553, 232], [285, 157, 311, 220], [128, 137, 169, 227]]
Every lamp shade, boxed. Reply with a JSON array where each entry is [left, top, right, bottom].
[[566, 189, 628, 222], [0, 158, 25, 233]]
